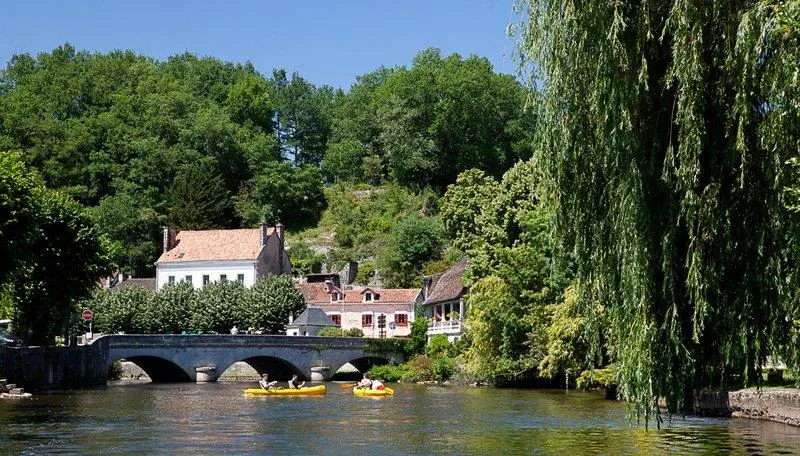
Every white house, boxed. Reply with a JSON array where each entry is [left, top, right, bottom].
[[155, 223, 291, 290]]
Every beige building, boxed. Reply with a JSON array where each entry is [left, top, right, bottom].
[[297, 282, 422, 338]]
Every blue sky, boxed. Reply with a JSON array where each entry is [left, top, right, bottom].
[[1, 1, 520, 89]]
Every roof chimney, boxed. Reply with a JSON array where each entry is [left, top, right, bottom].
[[275, 223, 285, 240], [163, 227, 177, 252], [423, 277, 432, 300], [260, 222, 269, 246]]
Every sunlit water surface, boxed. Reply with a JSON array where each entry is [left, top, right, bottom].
[[2, 382, 800, 455]]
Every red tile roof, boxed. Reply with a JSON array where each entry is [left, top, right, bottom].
[[156, 228, 273, 263], [296, 283, 422, 309]]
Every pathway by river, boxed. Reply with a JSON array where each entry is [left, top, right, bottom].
[[2, 382, 800, 455]]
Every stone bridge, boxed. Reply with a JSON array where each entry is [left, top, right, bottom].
[[94, 334, 404, 383]]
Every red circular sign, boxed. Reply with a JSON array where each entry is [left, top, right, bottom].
[[82, 309, 93, 321]]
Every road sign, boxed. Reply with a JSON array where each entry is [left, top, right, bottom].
[[389, 322, 396, 330], [82, 309, 93, 321]]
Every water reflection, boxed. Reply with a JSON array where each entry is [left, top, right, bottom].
[[2, 383, 800, 455]]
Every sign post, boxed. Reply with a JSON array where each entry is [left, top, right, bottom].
[[82, 309, 94, 340], [377, 314, 386, 339]]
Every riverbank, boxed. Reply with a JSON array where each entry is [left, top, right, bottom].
[[695, 388, 800, 426]]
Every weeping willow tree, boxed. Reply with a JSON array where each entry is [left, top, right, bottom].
[[516, 1, 800, 420]]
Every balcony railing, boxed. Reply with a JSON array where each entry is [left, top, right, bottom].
[[427, 319, 462, 335]]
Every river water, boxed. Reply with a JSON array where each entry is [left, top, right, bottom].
[[2, 381, 800, 455]]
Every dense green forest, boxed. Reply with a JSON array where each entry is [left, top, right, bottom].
[[0, 44, 532, 279]]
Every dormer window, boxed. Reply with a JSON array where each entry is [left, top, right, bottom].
[[331, 291, 341, 302], [364, 292, 373, 302]]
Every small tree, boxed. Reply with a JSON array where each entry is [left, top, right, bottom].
[[245, 275, 306, 334], [407, 315, 429, 356], [377, 215, 442, 287]]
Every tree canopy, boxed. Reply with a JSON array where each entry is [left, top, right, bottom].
[[0, 152, 110, 345], [0, 45, 531, 278], [0, 45, 330, 275], [516, 0, 800, 419]]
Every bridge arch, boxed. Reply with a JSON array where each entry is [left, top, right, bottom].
[[218, 356, 304, 381], [110, 355, 192, 383], [327, 355, 396, 378], [346, 356, 395, 373]]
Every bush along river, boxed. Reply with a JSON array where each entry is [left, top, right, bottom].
[[2, 381, 800, 455]]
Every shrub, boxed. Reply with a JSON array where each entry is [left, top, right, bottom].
[[288, 242, 326, 276], [364, 337, 408, 356], [367, 363, 407, 382], [432, 356, 456, 381], [355, 259, 376, 285], [426, 334, 451, 358], [317, 327, 344, 337], [108, 360, 123, 380], [576, 366, 616, 391], [401, 354, 436, 383], [343, 328, 364, 337], [407, 315, 428, 355]]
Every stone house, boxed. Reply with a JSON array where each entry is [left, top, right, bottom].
[[296, 281, 422, 338], [423, 258, 468, 342], [155, 223, 291, 290]]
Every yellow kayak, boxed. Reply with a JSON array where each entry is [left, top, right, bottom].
[[243, 385, 327, 396], [353, 386, 394, 397]]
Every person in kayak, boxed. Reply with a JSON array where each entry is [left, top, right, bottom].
[[288, 374, 305, 389], [371, 378, 385, 390], [259, 374, 277, 390], [357, 375, 372, 389]]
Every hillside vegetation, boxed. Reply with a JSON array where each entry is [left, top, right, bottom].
[[0, 45, 533, 280]]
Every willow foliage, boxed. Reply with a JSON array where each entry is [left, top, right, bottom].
[[516, 0, 800, 420]]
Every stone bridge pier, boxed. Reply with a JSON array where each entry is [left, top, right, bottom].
[[98, 334, 404, 383]]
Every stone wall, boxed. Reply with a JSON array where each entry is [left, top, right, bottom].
[[729, 389, 800, 427], [0, 340, 108, 391], [694, 388, 800, 427]]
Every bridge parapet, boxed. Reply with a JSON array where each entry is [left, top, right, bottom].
[[98, 334, 375, 350]]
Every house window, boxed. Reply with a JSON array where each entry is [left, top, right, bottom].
[[361, 314, 373, 327], [202, 275, 210, 285], [330, 314, 341, 326], [237, 274, 245, 284], [364, 292, 372, 302], [185, 275, 192, 284], [395, 313, 408, 326], [220, 274, 227, 282], [331, 292, 340, 301], [168, 276, 175, 284]]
